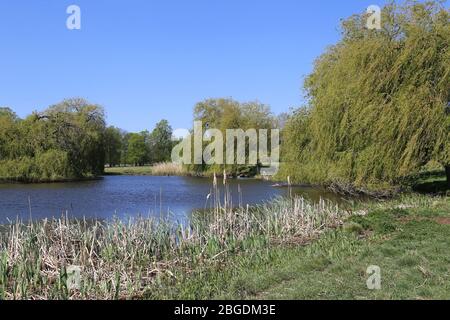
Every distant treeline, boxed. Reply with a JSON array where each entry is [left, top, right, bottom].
[[0, 99, 174, 182], [104, 119, 174, 168]]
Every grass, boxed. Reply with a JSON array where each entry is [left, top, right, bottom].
[[147, 195, 450, 300], [104, 162, 185, 176], [251, 198, 450, 300]]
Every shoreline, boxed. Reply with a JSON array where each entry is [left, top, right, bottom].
[[2, 167, 447, 199], [0, 175, 103, 185]]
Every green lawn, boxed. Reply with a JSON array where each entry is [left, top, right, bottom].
[[252, 203, 450, 300], [147, 196, 450, 300]]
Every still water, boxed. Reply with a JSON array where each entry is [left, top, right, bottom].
[[0, 176, 347, 223]]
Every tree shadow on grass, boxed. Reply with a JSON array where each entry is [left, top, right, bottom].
[[406, 170, 449, 195]]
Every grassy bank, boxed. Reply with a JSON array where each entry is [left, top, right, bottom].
[[104, 162, 185, 176], [105, 163, 263, 179], [1, 187, 448, 299], [0, 175, 101, 184], [145, 195, 450, 299], [253, 198, 450, 300]]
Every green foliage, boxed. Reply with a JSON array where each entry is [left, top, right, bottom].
[[0, 158, 36, 181], [149, 120, 173, 163], [0, 151, 72, 182], [127, 132, 150, 166], [35, 150, 73, 181], [0, 107, 19, 161], [187, 98, 276, 176], [0, 107, 17, 120], [279, 1, 450, 188], [0, 98, 106, 182], [104, 126, 123, 167], [105, 120, 175, 167]]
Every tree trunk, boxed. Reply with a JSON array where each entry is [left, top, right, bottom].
[[446, 166, 450, 188]]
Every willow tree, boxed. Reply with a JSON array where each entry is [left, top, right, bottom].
[[0, 107, 19, 161], [279, 0, 450, 189], [188, 98, 275, 176], [39, 98, 107, 176]]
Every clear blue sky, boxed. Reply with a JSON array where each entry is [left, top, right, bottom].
[[0, 0, 389, 132]]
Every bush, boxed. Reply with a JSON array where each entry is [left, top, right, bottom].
[[0, 158, 35, 182], [35, 150, 73, 181], [0, 150, 73, 182]]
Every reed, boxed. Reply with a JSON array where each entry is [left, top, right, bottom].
[[105, 162, 186, 176], [0, 175, 348, 300], [151, 162, 185, 176]]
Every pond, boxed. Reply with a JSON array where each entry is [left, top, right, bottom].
[[0, 175, 350, 223]]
